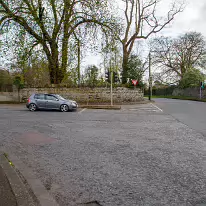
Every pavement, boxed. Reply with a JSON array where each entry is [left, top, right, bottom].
[[0, 153, 50, 206], [0, 165, 17, 206], [0, 102, 206, 206]]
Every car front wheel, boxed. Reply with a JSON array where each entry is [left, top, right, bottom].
[[60, 104, 69, 112], [29, 103, 37, 112]]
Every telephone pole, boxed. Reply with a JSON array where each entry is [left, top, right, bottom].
[[148, 52, 152, 101], [77, 39, 81, 86], [110, 60, 113, 106]]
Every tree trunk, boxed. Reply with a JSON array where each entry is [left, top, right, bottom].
[[48, 62, 58, 84], [61, 11, 70, 83], [61, 36, 69, 82], [122, 46, 129, 84], [47, 52, 60, 84], [50, 42, 63, 84], [18, 87, 20, 103], [42, 42, 62, 84]]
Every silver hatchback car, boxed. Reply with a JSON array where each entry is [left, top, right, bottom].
[[26, 94, 78, 112]]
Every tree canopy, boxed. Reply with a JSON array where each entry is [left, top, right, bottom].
[[0, 0, 117, 84], [179, 68, 205, 88], [0, 69, 12, 91], [84, 65, 99, 87], [119, 0, 184, 83], [127, 54, 146, 83], [151, 32, 206, 82]]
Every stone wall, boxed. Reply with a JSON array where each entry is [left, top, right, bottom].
[[0, 87, 144, 103], [172, 87, 206, 99], [0, 92, 18, 102]]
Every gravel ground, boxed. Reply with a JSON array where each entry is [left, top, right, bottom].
[[0, 104, 206, 206]]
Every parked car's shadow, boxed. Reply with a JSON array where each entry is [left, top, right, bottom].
[[27, 109, 77, 112]]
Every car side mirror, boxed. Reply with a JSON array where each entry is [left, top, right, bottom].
[[56, 99, 59, 101]]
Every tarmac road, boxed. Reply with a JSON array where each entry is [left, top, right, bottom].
[[0, 104, 206, 206], [154, 98, 206, 137]]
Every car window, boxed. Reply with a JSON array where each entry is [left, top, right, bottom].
[[45, 95, 57, 101], [34, 94, 45, 100], [56, 95, 66, 100]]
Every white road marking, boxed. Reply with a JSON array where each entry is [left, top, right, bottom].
[[150, 103, 163, 112], [78, 108, 87, 114]]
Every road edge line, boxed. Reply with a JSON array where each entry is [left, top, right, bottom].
[[150, 103, 163, 112], [78, 108, 87, 114]]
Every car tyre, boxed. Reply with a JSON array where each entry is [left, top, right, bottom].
[[60, 104, 69, 112], [29, 103, 37, 112]]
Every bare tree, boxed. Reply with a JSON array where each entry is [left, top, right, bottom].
[[0, 0, 116, 84], [119, 0, 184, 83], [151, 32, 206, 82]]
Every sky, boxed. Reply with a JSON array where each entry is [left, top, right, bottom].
[[84, 0, 206, 67], [160, 0, 206, 37], [1, 0, 206, 71]]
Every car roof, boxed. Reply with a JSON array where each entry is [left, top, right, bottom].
[[33, 93, 57, 95]]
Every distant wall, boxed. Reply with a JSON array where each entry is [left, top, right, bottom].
[[0, 87, 144, 103], [172, 87, 206, 99], [0, 92, 18, 102]]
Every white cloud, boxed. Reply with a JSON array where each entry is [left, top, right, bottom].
[[160, 0, 206, 37], [85, 0, 206, 66], [2, 0, 206, 71]]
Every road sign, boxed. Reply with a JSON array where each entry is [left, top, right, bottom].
[[132, 80, 138, 86], [200, 82, 205, 89]]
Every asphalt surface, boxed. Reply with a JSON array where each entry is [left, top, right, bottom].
[[154, 98, 206, 137], [0, 104, 206, 206]]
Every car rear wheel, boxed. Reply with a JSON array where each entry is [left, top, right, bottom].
[[29, 103, 37, 112], [60, 104, 69, 112]]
